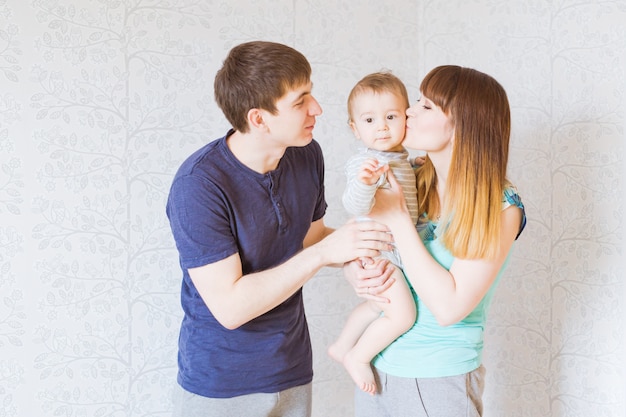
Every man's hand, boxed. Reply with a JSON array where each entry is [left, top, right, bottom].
[[314, 219, 393, 266]]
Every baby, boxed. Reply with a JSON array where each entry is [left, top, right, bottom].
[[328, 71, 418, 395]]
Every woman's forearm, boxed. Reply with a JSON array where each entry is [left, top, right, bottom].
[[390, 216, 458, 318], [389, 206, 521, 326]]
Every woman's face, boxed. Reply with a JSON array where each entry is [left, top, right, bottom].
[[404, 95, 454, 154]]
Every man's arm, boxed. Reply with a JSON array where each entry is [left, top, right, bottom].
[[189, 218, 391, 330], [303, 218, 333, 248]]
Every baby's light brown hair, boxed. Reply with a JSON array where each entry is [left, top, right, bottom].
[[347, 71, 410, 124]]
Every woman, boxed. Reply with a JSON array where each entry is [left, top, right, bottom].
[[345, 65, 527, 416]]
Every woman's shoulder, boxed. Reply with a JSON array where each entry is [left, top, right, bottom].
[[502, 181, 526, 239], [502, 182, 523, 208]]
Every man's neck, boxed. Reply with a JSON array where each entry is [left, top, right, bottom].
[[227, 130, 286, 174]]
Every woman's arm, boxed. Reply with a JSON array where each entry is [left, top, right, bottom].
[[369, 172, 523, 326]]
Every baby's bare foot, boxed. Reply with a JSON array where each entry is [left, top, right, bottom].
[[343, 352, 377, 395]]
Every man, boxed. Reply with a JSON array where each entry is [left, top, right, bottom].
[[166, 41, 391, 417]]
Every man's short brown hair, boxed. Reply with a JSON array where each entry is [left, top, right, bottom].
[[214, 41, 312, 133]]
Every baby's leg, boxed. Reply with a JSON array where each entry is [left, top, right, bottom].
[[328, 300, 382, 363], [343, 266, 416, 395]]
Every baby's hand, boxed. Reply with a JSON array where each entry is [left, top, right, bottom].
[[357, 158, 388, 186]]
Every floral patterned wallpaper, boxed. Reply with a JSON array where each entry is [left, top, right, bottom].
[[0, 1, 623, 416]]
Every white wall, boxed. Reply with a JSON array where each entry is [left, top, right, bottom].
[[0, 1, 623, 416]]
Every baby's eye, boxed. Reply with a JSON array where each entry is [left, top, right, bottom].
[[365, 117, 373, 123], [387, 115, 396, 120]]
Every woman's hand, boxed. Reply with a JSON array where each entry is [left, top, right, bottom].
[[368, 170, 410, 224], [343, 258, 396, 303]]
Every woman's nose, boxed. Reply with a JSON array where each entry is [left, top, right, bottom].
[[406, 103, 417, 117]]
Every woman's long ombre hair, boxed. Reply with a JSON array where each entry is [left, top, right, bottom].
[[417, 65, 511, 259]]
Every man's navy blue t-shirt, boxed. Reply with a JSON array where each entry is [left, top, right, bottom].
[[166, 130, 327, 398]]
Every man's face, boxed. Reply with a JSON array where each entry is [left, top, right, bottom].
[[261, 81, 323, 148]]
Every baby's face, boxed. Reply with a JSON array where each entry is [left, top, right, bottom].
[[349, 91, 407, 152]]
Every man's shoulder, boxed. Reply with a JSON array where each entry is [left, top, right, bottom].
[[176, 136, 226, 178]]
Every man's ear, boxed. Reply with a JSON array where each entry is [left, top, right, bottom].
[[247, 108, 268, 132]]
